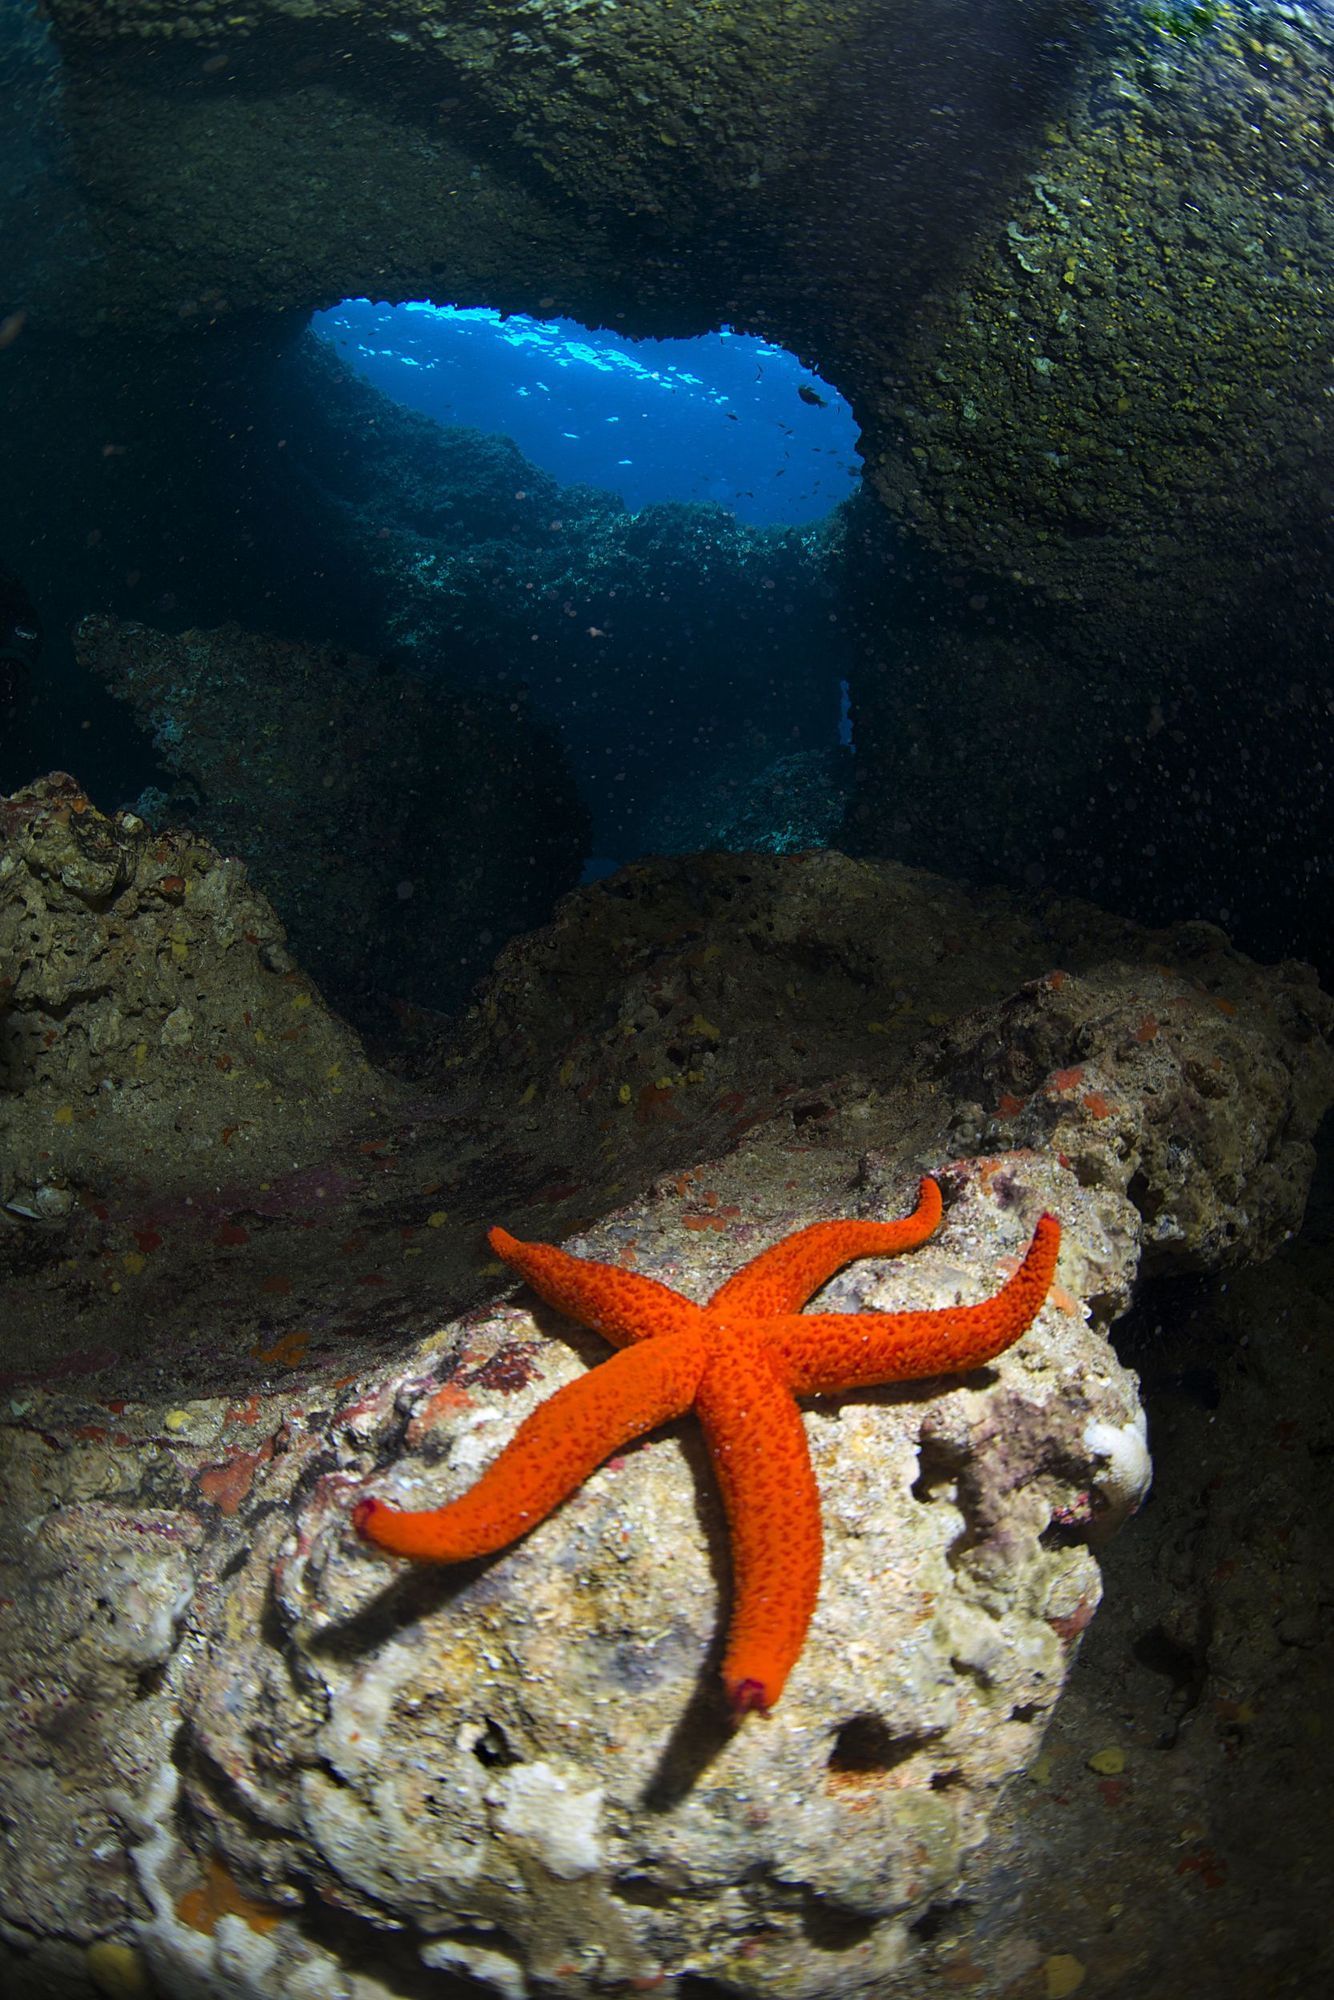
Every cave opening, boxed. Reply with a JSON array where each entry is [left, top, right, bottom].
[[0, 289, 872, 1032], [311, 300, 861, 529], [307, 300, 864, 877]]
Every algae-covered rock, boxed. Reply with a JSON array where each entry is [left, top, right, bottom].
[[30, 0, 1333, 637], [0, 772, 387, 1227]]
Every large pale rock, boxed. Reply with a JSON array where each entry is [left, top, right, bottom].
[[179, 1148, 1140, 2000]]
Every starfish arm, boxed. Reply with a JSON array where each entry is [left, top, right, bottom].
[[707, 1176, 943, 1316], [488, 1225, 705, 1348], [768, 1213, 1061, 1396], [694, 1335, 824, 1717], [354, 1328, 708, 1561]]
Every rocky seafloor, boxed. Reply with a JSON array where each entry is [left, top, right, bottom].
[[2, 776, 1332, 1999]]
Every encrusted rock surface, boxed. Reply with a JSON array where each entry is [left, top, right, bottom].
[[187, 1145, 1141, 2000], [2, 864, 1330, 1997], [0, 772, 388, 1236], [430, 854, 1334, 1254], [864, 6, 1334, 623], [930, 957, 1330, 1273]]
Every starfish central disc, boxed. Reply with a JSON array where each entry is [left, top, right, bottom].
[[354, 1176, 1060, 1716]]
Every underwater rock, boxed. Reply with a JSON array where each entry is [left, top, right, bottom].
[[0, 771, 386, 1240], [432, 850, 1334, 1232], [36, 0, 854, 330], [74, 614, 589, 1027], [929, 953, 1334, 1274], [182, 1148, 1140, 2000], [2, 856, 1329, 1995], [864, 8, 1334, 630]]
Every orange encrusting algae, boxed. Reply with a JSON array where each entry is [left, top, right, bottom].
[[353, 1176, 1060, 1716]]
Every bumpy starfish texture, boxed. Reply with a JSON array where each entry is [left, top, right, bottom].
[[354, 1176, 1060, 1716]]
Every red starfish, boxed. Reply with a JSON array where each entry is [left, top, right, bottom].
[[354, 1177, 1060, 1715]]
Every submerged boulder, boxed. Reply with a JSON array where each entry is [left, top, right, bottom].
[[0, 771, 387, 1232], [182, 1144, 1141, 2000]]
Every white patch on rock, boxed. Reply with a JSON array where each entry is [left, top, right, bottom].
[[1083, 1409, 1152, 1523], [421, 1934, 529, 1999], [451, 1405, 524, 1473], [488, 1763, 605, 1880]]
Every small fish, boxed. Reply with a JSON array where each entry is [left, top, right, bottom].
[[797, 384, 827, 408]]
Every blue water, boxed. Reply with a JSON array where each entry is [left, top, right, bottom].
[[310, 301, 861, 528]]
